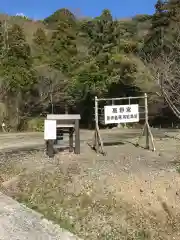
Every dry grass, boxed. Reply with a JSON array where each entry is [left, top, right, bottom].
[[1, 137, 180, 240]]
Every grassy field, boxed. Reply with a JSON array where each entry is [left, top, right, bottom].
[[1, 130, 180, 239]]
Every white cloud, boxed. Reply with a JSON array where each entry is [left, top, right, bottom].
[[16, 13, 26, 17]]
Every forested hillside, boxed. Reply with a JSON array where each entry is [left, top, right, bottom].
[[0, 0, 179, 130]]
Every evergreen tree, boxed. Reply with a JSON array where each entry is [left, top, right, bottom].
[[33, 28, 47, 46], [142, 0, 170, 58], [33, 28, 49, 63], [44, 8, 76, 29], [1, 24, 36, 92], [88, 9, 117, 56], [0, 24, 37, 128], [50, 13, 77, 74]]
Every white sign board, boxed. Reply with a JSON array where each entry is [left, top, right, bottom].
[[104, 104, 139, 124], [44, 120, 57, 140]]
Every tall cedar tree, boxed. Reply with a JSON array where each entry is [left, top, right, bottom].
[[1, 24, 36, 92], [33, 28, 49, 62], [33, 28, 47, 46], [89, 9, 117, 56], [50, 10, 77, 74]]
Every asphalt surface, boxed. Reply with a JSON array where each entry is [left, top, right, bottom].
[[0, 128, 179, 153]]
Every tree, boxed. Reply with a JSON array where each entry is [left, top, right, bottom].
[[33, 28, 47, 46], [32, 28, 49, 63], [3, 24, 35, 90], [50, 13, 77, 74], [2, 7, 179, 128], [142, 0, 170, 58], [87, 10, 118, 56], [0, 24, 36, 129], [146, 35, 180, 119], [141, 0, 180, 120], [44, 8, 76, 29]]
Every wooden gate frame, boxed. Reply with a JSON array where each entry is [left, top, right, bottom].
[[92, 93, 155, 155]]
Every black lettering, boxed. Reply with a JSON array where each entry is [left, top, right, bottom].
[[126, 107, 131, 113], [112, 108, 118, 113], [119, 107, 124, 113]]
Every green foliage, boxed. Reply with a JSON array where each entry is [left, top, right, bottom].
[[50, 16, 77, 74], [32, 28, 49, 63], [0, 24, 36, 92], [44, 8, 76, 29], [33, 28, 47, 46], [132, 14, 152, 22], [27, 117, 44, 132], [142, 0, 180, 57], [1, 5, 179, 129], [70, 60, 109, 100]]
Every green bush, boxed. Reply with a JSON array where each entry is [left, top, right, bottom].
[[27, 117, 44, 132]]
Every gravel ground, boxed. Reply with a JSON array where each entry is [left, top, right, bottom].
[[1, 129, 180, 239]]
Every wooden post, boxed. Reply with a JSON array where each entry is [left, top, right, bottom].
[[69, 128, 73, 152], [128, 97, 131, 105], [75, 119, 80, 154], [46, 140, 54, 158], [144, 93, 149, 149], [93, 96, 105, 155], [147, 123, 156, 151], [94, 96, 99, 150]]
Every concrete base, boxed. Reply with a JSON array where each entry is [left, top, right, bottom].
[[0, 192, 81, 240]]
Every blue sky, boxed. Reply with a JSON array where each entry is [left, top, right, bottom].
[[1, 0, 157, 20]]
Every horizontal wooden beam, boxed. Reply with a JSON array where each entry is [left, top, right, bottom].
[[47, 114, 81, 120], [97, 96, 145, 101], [56, 124, 74, 128]]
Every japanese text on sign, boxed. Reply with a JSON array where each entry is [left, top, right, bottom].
[[104, 104, 139, 124]]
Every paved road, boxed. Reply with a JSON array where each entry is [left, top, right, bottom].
[[0, 128, 179, 152], [0, 130, 93, 152]]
